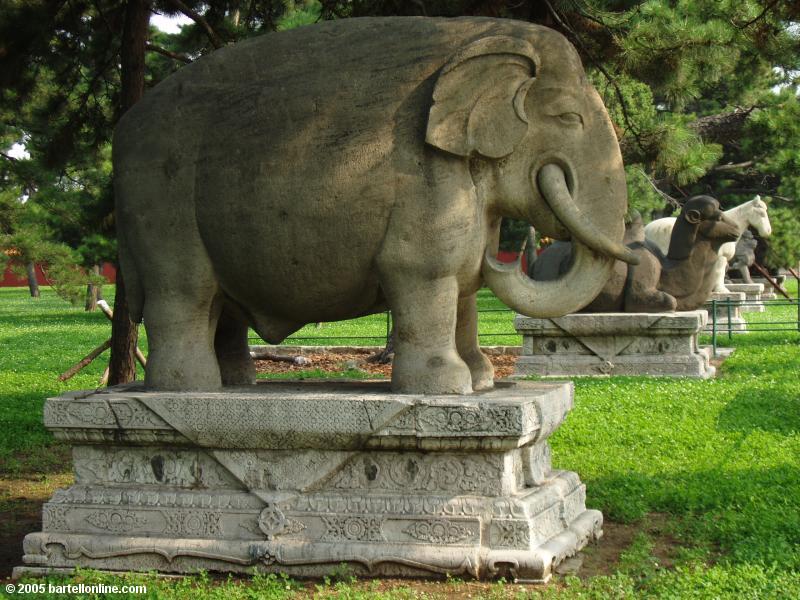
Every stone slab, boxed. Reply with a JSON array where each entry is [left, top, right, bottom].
[[17, 381, 601, 583], [513, 311, 714, 378], [44, 380, 572, 452]]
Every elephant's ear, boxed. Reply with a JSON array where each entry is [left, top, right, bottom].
[[426, 36, 539, 159]]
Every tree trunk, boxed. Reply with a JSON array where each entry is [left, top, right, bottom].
[[25, 261, 40, 298], [85, 264, 100, 311], [108, 0, 150, 385]]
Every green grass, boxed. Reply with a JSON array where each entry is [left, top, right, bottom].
[[2, 284, 800, 597]]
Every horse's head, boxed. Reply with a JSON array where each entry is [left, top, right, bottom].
[[748, 195, 772, 237]]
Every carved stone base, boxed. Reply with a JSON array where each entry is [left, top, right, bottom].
[[514, 311, 714, 379], [704, 292, 747, 334], [16, 381, 601, 583], [726, 283, 764, 313]]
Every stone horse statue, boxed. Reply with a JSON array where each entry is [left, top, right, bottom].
[[726, 230, 758, 283], [533, 196, 741, 312], [644, 195, 771, 293]]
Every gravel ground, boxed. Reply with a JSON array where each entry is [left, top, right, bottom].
[[255, 350, 518, 378]]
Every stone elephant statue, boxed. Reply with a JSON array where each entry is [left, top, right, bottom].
[[532, 197, 740, 312], [114, 17, 635, 394]]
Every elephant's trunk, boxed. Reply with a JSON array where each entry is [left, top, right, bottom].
[[481, 163, 632, 317]]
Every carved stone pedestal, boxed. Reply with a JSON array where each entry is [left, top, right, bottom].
[[704, 292, 747, 334], [726, 283, 764, 313], [15, 381, 601, 583], [514, 311, 714, 379], [750, 277, 784, 301]]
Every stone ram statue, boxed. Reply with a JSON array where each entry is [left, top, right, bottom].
[[532, 196, 740, 312], [114, 17, 635, 394], [644, 195, 771, 293]]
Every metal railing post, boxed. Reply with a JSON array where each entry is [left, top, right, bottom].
[[796, 269, 799, 332], [711, 299, 717, 355], [726, 299, 733, 340]]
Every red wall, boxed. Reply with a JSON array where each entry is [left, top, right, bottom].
[[1, 262, 116, 287]]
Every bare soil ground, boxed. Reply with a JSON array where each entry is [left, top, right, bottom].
[[254, 349, 519, 379]]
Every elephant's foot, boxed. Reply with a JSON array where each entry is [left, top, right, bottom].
[[391, 347, 472, 394], [143, 304, 224, 391], [145, 349, 223, 391], [218, 354, 256, 386], [461, 349, 494, 391]]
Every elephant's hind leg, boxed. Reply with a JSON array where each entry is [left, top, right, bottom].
[[456, 293, 494, 391], [215, 307, 256, 386]]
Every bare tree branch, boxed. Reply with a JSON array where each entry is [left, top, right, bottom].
[[163, 0, 224, 49], [145, 42, 192, 63], [636, 167, 682, 209], [712, 160, 755, 172], [714, 188, 794, 203]]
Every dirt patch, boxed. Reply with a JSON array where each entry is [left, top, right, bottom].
[[255, 350, 519, 379], [579, 513, 683, 578], [0, 472, 73, 579]]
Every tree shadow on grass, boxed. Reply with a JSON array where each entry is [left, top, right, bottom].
[[588, 464, 800, 568], [717, 389, 800, 436]]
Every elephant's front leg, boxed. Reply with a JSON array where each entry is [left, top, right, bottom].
[[383, 275, 472, 394], [456, 292, 494, 391]]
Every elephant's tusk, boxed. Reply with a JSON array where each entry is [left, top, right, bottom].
[[537, 163, 639, 266]]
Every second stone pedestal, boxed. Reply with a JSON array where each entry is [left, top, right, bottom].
[[704, 292, 747, 334], [513, 311, 714, 379], [725, 283, 764, 313]]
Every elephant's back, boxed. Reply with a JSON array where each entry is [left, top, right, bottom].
[[115, 17, 555, 152]]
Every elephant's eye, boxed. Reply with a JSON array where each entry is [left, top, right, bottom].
[[558, 112, 584, 127]]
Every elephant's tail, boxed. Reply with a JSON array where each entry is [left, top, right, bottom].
[[117, 226, 144, 323]]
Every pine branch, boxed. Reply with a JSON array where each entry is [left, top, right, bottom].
[[736, 0, 781, 29], [542, 0, 648, 155], [145, 42, 192, 63], [163, 0, 224, 49]]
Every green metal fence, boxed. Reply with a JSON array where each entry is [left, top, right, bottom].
[[248, 277, 800, 349]]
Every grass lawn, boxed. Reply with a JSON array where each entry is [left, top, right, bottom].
[[1, 285, 799, 598]]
